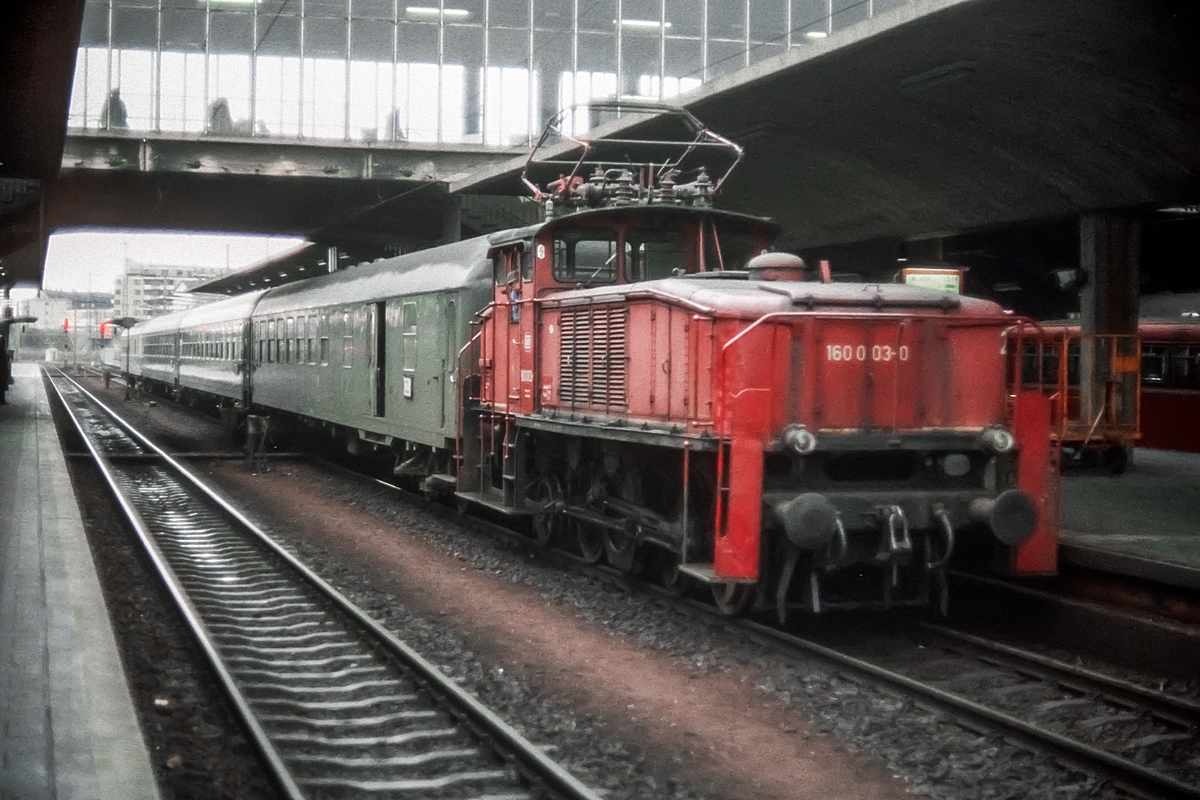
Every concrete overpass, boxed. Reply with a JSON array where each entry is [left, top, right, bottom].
[[457, 0, 1200, 255], [1, 0, 1198, 294]]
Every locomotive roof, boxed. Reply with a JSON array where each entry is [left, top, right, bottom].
[[253, 236, 493, 316], [485, 203, 780, 250], [548, 275, 1011, 318]]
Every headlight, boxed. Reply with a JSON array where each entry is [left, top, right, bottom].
[[942, 453, 971, 477], [783, 424, 818, 456], [981, 427, 1015, 454]]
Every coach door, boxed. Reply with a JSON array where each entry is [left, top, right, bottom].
[[369, 302, 386, 417], [241, 318, 253, 407], [439, 298, 455, 430]]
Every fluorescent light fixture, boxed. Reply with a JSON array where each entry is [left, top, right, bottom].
[[618, 18, 672, 30], [406, 6, 469, 21], [804, 30, 828, 39]]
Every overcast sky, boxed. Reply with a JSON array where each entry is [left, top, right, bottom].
[[40, 229, 307, 295]]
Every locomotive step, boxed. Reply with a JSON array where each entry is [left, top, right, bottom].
[[677, 563, 751, 586], [455, 490, 532, 518]]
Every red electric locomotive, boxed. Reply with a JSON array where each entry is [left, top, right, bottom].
[[456, 107, 1060, 619]]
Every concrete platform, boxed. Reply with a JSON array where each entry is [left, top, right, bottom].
[[1061, 448, 1200, 591], [0, 363, 159, 800]]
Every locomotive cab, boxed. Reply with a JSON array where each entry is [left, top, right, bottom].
[[489, 207, 777, 303]]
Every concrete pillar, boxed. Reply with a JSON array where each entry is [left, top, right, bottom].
[[441, 197, 462, 244], [1080, 212, 1139, 336], [1078, 212, 1140, 433]]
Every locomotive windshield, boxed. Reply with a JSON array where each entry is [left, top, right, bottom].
[[547, 216, 772, 287], [626, 231, 686, 281], [553, 229, 619, 286], [703, 226, 759, 271]]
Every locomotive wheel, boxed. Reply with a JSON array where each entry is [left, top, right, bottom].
[[576, 523, 605, 564], [531, 475, 565, 547], [712, 582, 754, 616]]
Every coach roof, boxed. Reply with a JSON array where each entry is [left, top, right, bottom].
[[253, 237, 493, 316]]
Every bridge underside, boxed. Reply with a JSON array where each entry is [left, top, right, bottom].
[[2, 0, 1198, 290], [460, 0, 1200, 255]]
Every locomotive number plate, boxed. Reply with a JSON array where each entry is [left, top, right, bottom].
[[825, 344, 910, 362]]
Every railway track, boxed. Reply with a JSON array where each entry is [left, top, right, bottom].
[[47, 367, 602, 800], [65, 369, 1200, 799], [763, 619, 1200, 800], [301, 455, 1200, 798]]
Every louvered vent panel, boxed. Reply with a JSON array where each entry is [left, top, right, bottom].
[[557, 306, 627, 408]]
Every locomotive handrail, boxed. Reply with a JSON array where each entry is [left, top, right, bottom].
[[720, 309, 1025, 359], [456, 324, 486, 402]]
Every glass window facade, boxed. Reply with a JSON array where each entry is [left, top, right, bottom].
[[70, 0, 906, 145]]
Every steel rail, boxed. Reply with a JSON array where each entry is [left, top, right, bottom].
[[725, 615, 1200, 800], [46, 369, 308, 800], [914, 621, 1200, 728], [353, 467, 1200, 799], [88, 376, 1199, 800], [48, 368, 603, 800]]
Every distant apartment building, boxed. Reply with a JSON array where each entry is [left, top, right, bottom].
[[112, 261, 227, 320]]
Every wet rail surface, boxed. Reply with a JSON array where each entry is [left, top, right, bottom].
[[813, 621, 1200, 800], [47, 368, 602, 800], [307, 456, 1200, 799]]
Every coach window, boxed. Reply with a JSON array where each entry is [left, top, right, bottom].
[[626, 231, 686, 281], [553, 229, 618, 286], [307, 315, 317, 364], [402, 302, 418, 374], [1066, 342, 1081, 384], [1170, 345, 1200, 389], [295, 317, 305, 365], [1143, 345, 1167, 384], [342, 311, 353, 368]]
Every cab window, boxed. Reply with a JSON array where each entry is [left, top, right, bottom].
[[553, 229, 618, 285], [626, 231, 686, 281], [704, 225, 760, 271], [493, 247, 533, 284]]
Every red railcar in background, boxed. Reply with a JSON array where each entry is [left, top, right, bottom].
[[1138, 321, 1200, 452], [1021, 318, 1200, 461]]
